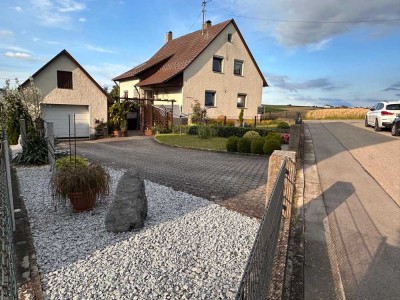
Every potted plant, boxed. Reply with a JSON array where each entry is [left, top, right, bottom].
[[109, 101, 135, 137], [51, 156, 110, 212]]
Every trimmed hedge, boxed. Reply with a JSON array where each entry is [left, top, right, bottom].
[[187, 125, 278, 138], [243, 130, 260, 140], [263, 139, 281, 155], [226, 136, 240, 152], [237, 137, 252, 153], [251, 137, 265, 155]]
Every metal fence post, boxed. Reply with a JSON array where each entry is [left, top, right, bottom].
[[19, 118, 27, 148], [45, 122, 55, 167]]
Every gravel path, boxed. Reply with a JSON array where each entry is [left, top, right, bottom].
[[17, 166, 259, 299]]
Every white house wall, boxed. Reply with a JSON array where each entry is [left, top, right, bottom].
[[33, 54, 108, 134], [183, 23, 263, 119]]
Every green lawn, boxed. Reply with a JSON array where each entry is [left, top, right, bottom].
[[155, 134, 227, 151]]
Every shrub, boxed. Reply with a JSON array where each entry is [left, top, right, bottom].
[[197, 125, 216, 139], [237, 137, 252, 153], [226, 136, 240, 152], [186, 125, 274, 138], [263, 139, 281, 155], [243, 130, 260, 140], [266, 132, 282, 143], [276, 121, 290, 129], [251, 137, 265, 155], [12, 129, 48, 165], [188, 126, 199, 135], [55, 155, 88, 171]]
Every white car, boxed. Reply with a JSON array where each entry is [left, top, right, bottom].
[[365, 101, 400, 131]]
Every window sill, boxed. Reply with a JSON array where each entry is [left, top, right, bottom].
[[234, 74, 244, 77], [212, 71, 224, 74], [237, 107, 247, 109], [205, 106, 217, 108]]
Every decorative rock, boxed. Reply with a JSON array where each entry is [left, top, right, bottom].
[[105, 170, 148, 233]]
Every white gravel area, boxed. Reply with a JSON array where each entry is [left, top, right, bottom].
[[16, 166, 259, 300]]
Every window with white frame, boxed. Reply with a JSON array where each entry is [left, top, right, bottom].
[[234, 60, 243, 76], [205, 91, 216, 107], [237, 94, 246, 108], [123, 90, 128, 98], [212, 56, 223, 73]]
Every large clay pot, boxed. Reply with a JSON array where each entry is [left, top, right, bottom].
[[68, 191, 96, 212]]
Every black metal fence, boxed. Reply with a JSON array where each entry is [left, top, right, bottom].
[[236, 158, 292, 299], [0, 131, 17, 299]]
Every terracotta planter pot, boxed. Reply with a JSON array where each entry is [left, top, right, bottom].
[[113, 130, 127, 137], [68, 191, 96, 212], [144, 129, 153, 136]]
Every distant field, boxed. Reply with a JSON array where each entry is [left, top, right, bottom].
[[261, 105, 368, 120], [304, 108, 369, 120], [262, 104, 319, 113]]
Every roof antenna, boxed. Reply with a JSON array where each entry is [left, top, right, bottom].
[[202, 0, 212, 35]]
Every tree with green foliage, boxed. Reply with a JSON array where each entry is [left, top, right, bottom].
[[190, 100, 207, 125]]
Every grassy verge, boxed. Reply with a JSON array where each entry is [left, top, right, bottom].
[[155, 134, 227, 151]]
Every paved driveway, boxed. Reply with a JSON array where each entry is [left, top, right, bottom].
[[67, 136, 268, 218]]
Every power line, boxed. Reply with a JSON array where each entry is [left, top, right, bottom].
[[207, 10, 400, 24], [189, 12, 202, 31]]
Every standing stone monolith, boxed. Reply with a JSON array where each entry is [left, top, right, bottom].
[[105, 170, 147, 233]]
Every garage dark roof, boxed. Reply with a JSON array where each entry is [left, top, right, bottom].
[[113, 19, 267, 87], [21, 49, 110, 99]]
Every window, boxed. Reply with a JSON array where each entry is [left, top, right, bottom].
[[228, 33, 232, 42], [57, 71, 73, 89], [124, 90, 128, 98], [234, 60, 243, 76], [212, 56, 223, 73], [237, 94, 246, 108], [205, 91, 216, 107]]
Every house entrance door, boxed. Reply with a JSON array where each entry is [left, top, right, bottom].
[[127, 110, 139, 130]]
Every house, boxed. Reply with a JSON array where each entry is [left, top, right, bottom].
[[113, 19, 267, 127], [22, 49, 109, 138]]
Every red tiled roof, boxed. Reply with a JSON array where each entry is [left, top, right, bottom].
[[113, 20, 230, 83], [113, 19, 267, 87]]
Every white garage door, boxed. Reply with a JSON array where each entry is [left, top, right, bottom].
[[42, 104, 90, 138]]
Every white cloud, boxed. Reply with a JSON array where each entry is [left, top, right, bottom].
[[57, 0, 85, 12], [307, 39, 331, 52], [33, 37, 40, 42], [28, 0, 85, 28], [0, 30, 13, 37], [13, 6, 22, 12], [78, 17, 86, 22], [4, 52, 34, 60], [215, 0, 400, 47], [85, 44, 116, 54], [84, 63, 128, 88], [0, 45, 31, 53]]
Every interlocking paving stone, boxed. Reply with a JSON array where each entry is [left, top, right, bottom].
[[68, 136, 268, 219]]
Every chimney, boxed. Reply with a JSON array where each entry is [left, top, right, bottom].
[[202, 20, 212, 30], [166, 31, 172, 43]]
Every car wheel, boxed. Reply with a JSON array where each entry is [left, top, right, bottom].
[[374, 119, 381, 131], [365, 117, 369, 127], [392, 123, 399, 136]]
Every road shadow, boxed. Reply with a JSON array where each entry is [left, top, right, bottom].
[[303, 180, 400, 299]]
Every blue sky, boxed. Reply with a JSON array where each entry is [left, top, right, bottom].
[[1, 0, 399, 107]]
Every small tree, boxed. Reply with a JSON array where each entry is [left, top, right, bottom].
[[238, 108, 244, 127], [191, 100, 207, 125]]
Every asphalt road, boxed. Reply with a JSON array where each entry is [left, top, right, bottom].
[[306, 120, 400, 299]]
